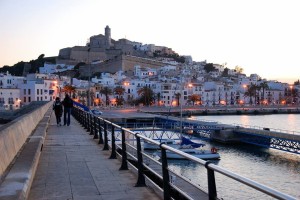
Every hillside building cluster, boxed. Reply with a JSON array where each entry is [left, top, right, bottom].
[[0, 26, 298, 110]]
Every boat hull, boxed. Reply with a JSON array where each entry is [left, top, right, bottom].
[[166, 150, 220, 160]]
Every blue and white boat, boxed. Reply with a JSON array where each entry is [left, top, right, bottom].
[[164, 137, 220, 160]]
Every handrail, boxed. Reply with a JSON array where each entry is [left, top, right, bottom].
[[72, 107, 297, 200], [232, 123, 300, 136]]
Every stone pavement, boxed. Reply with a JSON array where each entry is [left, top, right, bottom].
[[28, 113, 161, 200]]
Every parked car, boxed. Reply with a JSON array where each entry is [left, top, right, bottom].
[[90, 109, 103, 116]]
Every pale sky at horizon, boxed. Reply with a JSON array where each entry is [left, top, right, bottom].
[[0, 0, 299, 84]]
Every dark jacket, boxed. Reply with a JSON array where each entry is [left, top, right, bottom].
[[53, 100, 63, 116], [62, 96, 73, 108]]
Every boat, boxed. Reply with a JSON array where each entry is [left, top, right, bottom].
[[163, 137, 220, 160], [165, 148, 220, 160], [143, 139, 179, 150]]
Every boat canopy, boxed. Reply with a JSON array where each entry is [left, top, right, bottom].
[[180, 136, 205, 148]]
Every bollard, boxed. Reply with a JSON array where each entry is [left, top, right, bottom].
[[109, 125, 117, 159], [135, 134, 146, 187], [119, 129, 128, 170], [103, 122, 109, 150], [205, 161, 217, 200], [160, 147, 171, 200], [98, 118, 104, 144]]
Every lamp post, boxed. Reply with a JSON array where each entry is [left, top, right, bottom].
[[87, 48, 91, 108], [289, 85, 293, 104], [180, 80, 183, 135]]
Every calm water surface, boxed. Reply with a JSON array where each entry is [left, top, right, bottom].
[[167, 114, 300, 199]]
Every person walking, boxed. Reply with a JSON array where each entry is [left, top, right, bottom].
[[53, 97, 63, 126], [62, 94, 73, 126]]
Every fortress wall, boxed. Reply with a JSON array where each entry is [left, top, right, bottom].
[[122, 55, 168, 71], [70, 50, 107, 63], [0, 101, 52, 179], [79, 55, 172, 76]]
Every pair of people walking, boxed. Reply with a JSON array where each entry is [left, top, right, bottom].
[[53, 94, 73, 126]]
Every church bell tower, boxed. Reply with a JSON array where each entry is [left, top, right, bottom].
[[105, 25, 111, 49]]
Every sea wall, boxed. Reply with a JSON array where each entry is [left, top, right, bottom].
[[0, 101, 52, 180]]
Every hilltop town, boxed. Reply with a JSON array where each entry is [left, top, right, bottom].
[[0, 26, 299, 111]]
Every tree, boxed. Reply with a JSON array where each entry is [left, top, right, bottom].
[[114, 86, 125, 96], [63, 85, 76, 97], [156, 92, 161, 106], [234, 66, 244, 74], [116, 96, 125, 106], [78, 91, 87, 105], [137, 86, 155, 106], [222, 67, 229, 77], [259, 82, 269, 104], [100, 87, 112, 106], [188, 94, 201, 105], [204, 63, 217, 73], [174, 93, 181, 107], [244, 84, 256, 105]]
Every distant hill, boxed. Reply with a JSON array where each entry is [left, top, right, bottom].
[[0, 54, 56, 76]]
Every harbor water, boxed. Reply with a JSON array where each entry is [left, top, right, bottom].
[[167, 114, 300, 199]]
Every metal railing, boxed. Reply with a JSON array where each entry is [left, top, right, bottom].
[[232, 123, 300, 136], [72, 107, 296, 200]]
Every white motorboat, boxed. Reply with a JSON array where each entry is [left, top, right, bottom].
[[159, 136, 220, 160], [143, 136, 204, 150]]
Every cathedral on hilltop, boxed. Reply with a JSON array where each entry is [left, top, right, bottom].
[[57, 25, 175, 65], [57, 25, 180, 76]]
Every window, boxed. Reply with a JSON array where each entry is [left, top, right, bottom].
[[24, 89, 26, 95], [41, 89, 43, 95], [37, 89, 39, 95], [24, 97, 26, 103], [28, 97, 31, 102], [37, 97, 39, 101], [28, 89, 31, 95]]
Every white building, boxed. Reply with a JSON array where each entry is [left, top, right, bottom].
[[39, 63, 75, 74], [0, 88, 21, 110]]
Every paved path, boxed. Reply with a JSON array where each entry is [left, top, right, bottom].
[[28, 113, 161, 200]]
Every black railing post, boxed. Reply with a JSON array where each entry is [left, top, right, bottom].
[[103, 122, 109, 150], [161, 147, 171, 200], [93, 116, 98, 139], [205, 162, 217, 200], [98, 118, 104, 144], [109, 125, 117, 159], [119, 129, 128, 170], [84, 112, 88, 129], [89, 114, 94, 135], [80, 110, 84, 125], [86, 113, 90, 132], [135, 133, 146, 187]]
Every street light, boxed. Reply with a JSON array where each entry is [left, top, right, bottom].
[[87, 48, 91, 108], [289, 85, 293, 104]]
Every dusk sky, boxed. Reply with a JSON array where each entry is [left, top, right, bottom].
[[0, 0, 299, 83]]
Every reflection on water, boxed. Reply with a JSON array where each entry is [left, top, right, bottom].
[[167, 142, 300, 199], [165, 114, 300, 199], [191, 114, 300, 133]]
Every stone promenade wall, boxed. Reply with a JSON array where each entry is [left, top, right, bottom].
[[0, 101, 52, 180]]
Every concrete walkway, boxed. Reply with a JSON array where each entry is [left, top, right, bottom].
[[28, 113, 161, 200]]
